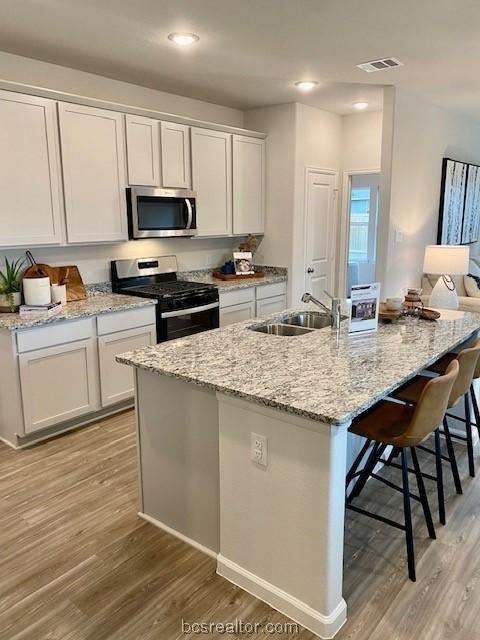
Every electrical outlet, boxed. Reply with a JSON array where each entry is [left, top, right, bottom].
[[250, 432, 268, 467], [205, 254, 214, 267]]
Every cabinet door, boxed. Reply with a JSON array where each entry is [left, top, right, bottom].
[[58, 102, 128, 243], [19, 339, 99, 433], [232, 135, 265, 235], [160, 121, 191, 188], [98, 325, 156, 407], [125, 114, 160, 186], [256, 295, 287, 317], [220, 301, 255, 327], [0, 91, 63, 247], [191, 128, 232, 236]]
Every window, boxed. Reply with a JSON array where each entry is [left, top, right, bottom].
[[348, 187, 371, 261]]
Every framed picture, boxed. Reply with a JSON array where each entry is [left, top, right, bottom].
[[462, 163, 480, 244], [437, 158, 467, 245], [233, 252, 254, 275], [349, 282, 380, 334]]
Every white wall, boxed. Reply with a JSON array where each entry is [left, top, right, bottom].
[[2, 238, 240, 284], [243, 104, 296, 297], [381, 88, 480, 297], [0, 52, 244, 127], [342, 111, 383, 172], [0, 52, 247, 281]]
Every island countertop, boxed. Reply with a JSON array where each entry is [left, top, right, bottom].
[[116, 306, 480, 425]]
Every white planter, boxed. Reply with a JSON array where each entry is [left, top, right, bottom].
[[23, 276, 51, 306], [0, 291, 21, 312]]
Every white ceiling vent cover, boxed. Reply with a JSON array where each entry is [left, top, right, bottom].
[[357, 58, 404, 73]]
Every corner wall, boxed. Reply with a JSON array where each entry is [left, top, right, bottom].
[[381, 88, 480, 297]]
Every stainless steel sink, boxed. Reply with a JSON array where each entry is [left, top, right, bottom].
[[250, 323, 313, 336], [282, 311, 337, 329]]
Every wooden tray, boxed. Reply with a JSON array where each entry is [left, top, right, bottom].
[[212, 271, 265, 281], [420, 308, 441, 321], [23, 264, 87, 302]]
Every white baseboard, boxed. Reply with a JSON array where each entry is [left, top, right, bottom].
[[138, 512, 218, 560], [217, 554, 347, 639]]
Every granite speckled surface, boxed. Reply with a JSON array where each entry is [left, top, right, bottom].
[[0, 294, 156, 331], [178, 266, 287, 292], [117, 305, 480, 425]]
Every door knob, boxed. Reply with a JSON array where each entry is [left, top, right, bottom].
[[307, 267, 314, 274]]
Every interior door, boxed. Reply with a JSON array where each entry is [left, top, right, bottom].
[[304, 169, 338, 298]]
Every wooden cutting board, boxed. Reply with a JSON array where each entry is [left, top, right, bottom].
[[23, 264, 87, 302]]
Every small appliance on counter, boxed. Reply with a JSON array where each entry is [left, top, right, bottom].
[[112, 255, 219, 342], [127, 187, 197, 239]]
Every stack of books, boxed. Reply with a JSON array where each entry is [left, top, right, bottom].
[[19, 302, 63, 318]]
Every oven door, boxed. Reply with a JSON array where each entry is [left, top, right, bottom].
[[159, 302, 220, 342], [129, 187, 197, 238]]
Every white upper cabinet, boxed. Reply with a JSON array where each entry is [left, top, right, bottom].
[[191, 128, 232, 237], [58, 102, 128, 243], [232, 135, 265, 235], [0, 91, 63, 247], [125, 114, 160, 186], [160, 121, 191, 188]]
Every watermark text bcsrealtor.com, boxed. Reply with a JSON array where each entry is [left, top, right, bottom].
[[181, 618, 300, 635]]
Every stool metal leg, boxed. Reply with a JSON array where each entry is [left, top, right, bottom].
[[434, 429, 446, 525], [443, 417, 463, 494], [465, 394, 475, 478], [348, 443, 384, 502], [471, 384, 480, 438], [345, 438, 372, 489], [401, 448, 416, 582], [410, 447, 436, 540]]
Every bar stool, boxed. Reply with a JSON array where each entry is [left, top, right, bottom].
[[390, 339, 480, 526], [426, 341, 480, 478], [346, 360, 459, 582]]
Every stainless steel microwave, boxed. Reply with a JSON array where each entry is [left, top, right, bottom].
[[127, 187, 197, 239]]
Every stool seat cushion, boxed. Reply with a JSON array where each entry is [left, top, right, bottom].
[[392, 375, 430, 405], [428, 352, 457, 375], [350, 400, 415, 446]]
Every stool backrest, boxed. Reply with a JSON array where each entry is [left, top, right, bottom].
[[404, 360, 459, 445], [449, 338, 480, 407]]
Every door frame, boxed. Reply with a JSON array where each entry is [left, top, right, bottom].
[[338, 168, 381, 297], [303, 166, 339, 296]]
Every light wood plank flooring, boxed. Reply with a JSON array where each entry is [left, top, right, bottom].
[[0, 410, 479, 639]]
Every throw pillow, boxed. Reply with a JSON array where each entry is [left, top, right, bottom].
[[464, 274, 480, 298]]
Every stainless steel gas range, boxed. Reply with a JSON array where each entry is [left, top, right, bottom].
[[111, 255, 219, 343]]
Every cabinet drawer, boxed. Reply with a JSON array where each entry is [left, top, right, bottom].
[[256, 281, 287, 300], [219, 301, 255, 327], [16, 318, 94, 353], [219, 287, 255, 308], [256, 295, 287, 317], [97, 306, 156, 336]]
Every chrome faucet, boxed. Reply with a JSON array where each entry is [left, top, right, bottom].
[[301, 291, 342, 330]]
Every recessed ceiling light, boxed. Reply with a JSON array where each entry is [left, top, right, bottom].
[[168, 32, 199, 46], [353, 102, 369, 110], [294, 81, 318, 92]]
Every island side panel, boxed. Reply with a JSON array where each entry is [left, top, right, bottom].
[[134, 368, 220, 556], [216, 395, 349, 639]]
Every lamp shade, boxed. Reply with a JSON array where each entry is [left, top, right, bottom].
[[423, 244, 469, 275]]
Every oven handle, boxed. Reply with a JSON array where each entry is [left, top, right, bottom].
[[161, 301, 219, 319], [185, 199, 193, 229]]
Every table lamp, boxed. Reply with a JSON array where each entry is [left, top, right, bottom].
[[423, 244, 469, 310]]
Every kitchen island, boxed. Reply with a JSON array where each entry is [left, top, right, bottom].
[[117, 305, 480, 638]]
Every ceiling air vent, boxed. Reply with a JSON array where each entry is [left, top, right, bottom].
[[357, 57, 403, 73]]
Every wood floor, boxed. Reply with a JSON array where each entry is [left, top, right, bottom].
[[1, 410, 479, 640]]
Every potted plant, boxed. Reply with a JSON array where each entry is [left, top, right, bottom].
[[0, 257, 24, 312]]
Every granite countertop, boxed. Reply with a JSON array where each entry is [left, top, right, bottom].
[[117, 305, 480, 425], [0, 294, 157, 331], [178, 266, 287, 293]]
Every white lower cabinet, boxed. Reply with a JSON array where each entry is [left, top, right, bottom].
[[220, 300, 256, 327], [98, 325, 156, 407], [256, 294, 287, 317], [19, 338, 99, 434]]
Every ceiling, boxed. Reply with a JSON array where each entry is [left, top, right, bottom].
[[0, 0, 479, 116]]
